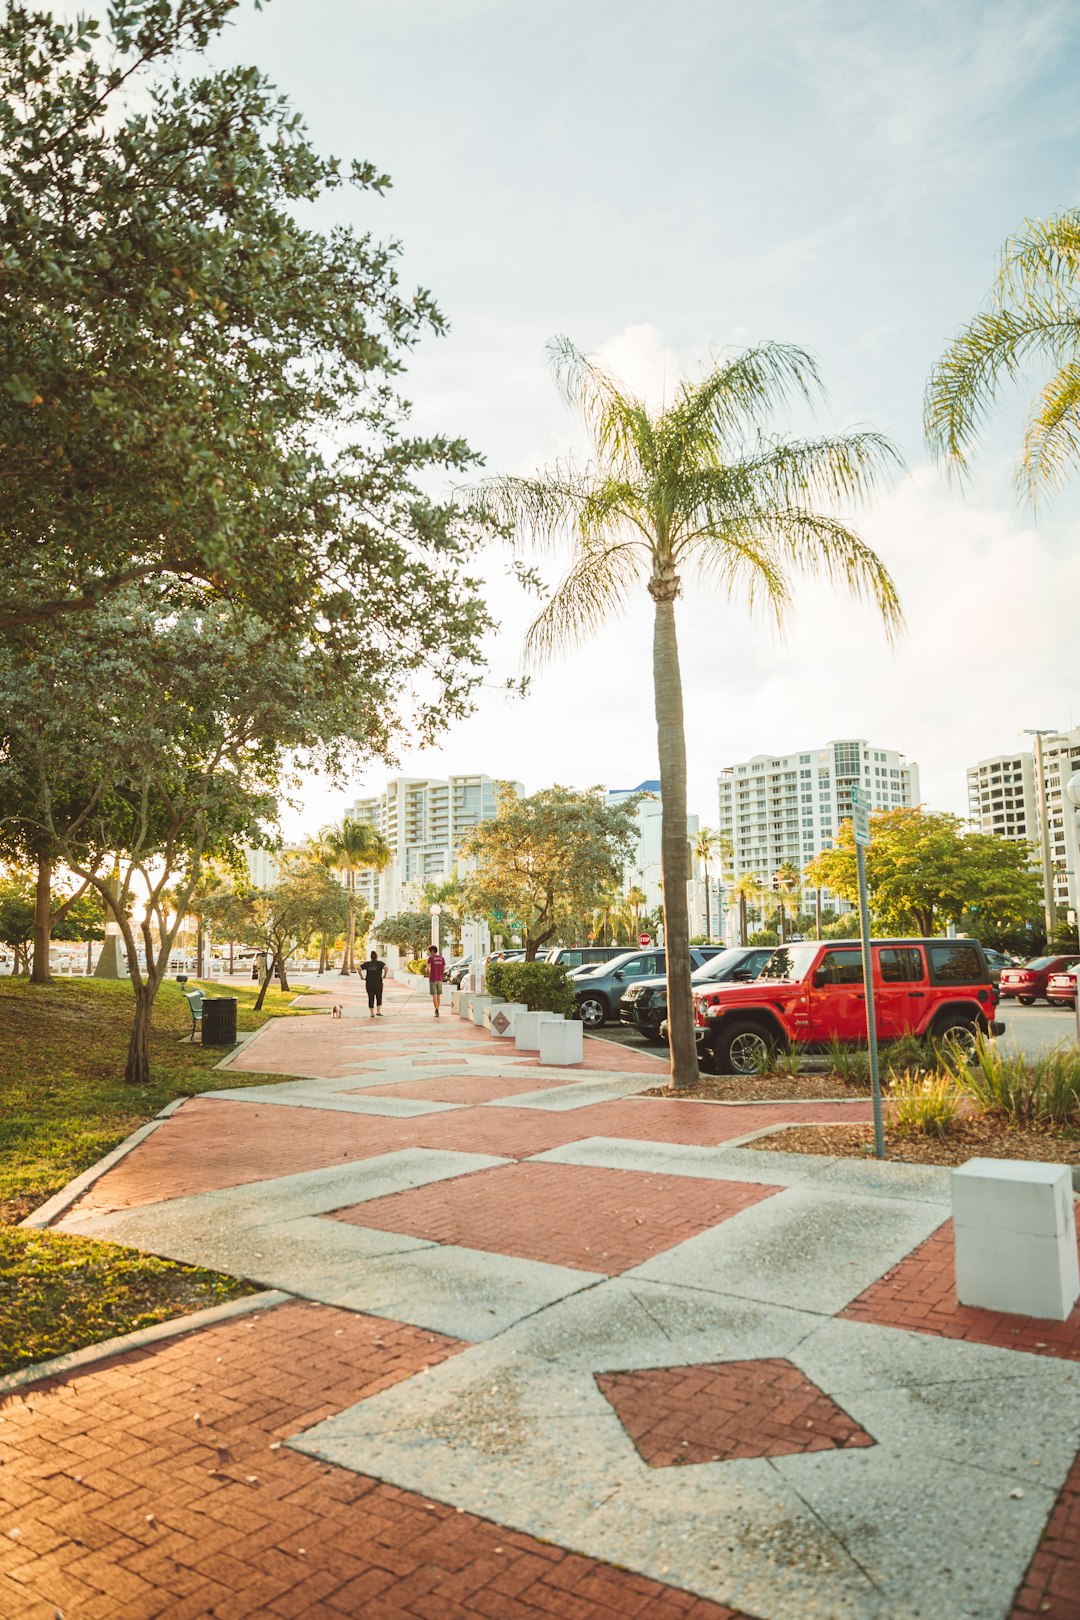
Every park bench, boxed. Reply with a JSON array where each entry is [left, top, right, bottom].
[[184, 989, 204, 1042]]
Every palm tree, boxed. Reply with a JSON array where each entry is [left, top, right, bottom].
[[625, 884, 648, 938], [925, 210, 1080, 499], [692, 827, 725, 942], [480, 338, 901, 1086], [772, 861, 802, 945], [305, 834, 341, 974], [728, 872, 767, 948], [320, 817, 391, 975]]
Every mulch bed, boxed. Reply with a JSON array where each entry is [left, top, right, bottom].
[[743, 1116, 1080, 1167], [643, 1073, 871, 1103]]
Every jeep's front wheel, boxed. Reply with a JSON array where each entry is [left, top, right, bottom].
[[715, 1019, 778, 1076]]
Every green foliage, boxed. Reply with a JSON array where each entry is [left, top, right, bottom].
[[0, 1226, 251, 1375], [0, 0, 492, 722], [821, 913, 861, 939], [805, 808, 1042, 937], [887, 1071, 961, 1136], [925, 209, 1080, 499], [459, 784, 641, 960], [824, 1037, 871, 1088], [377, 912, 436, 957], [881, 1033, 931, 1076], [747, 929, 779, 946], [0, 876, 34, 970], [951, 1039, 1080, 1128], [486, 960, 578, 1017]]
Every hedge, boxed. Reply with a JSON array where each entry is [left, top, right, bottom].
[[486, 960, 579, 1018]]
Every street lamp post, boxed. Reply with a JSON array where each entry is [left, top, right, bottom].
[[1025, 729, 1058, 944]]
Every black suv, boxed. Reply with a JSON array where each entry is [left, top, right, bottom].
[[573, 946, 725, 1029], [620, 946, 776, 1042]]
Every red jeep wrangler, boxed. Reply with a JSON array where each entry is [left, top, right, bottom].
[[693, 938, 1004, 1075]]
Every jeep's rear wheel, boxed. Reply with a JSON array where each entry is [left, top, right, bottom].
[[577, 994, 608, 1029], [1017, 995, 1035, 1006], [931, 1012, 980, 1059], [715, 1019, 779, 1076]]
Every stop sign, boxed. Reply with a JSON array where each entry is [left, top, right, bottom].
[[638, 933, 651, 946]]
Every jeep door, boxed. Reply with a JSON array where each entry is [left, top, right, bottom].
[[805, 947, 866, 1042], [874, 945, 927, 1037]]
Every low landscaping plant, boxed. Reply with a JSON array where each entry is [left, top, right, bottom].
[[887, 1069, 961, 1136], [404, 958, 428, 975], [952, 1039, 1080, 1128], [880, 1033, 929, 1077], [486, 960, 578, 1018], [825, 1037, 870, 1087], [772, 1042, 804, 1079]]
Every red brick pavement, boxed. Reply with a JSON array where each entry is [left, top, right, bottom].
[[842, 1220, 1080, 1361], [595, 1358, 875, 1467], [0, 1301, 747, 1620], [328, 1162, 779, 1273], [1011, 1447, 1080, 1620]]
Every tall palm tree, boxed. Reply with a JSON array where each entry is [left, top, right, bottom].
[[728, 872, 767, 948], [625, 884, 648, 938], [692, 827, 724, 942], [305, 834, 341, 974], [320, 817, 391, 975], [481, 338, 901, 1086], [925, 210, 1080, 500], [772, 861, 802, 945]]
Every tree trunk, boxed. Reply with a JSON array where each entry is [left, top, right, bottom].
[[318, 932, 327, 974], [125, 984, 154, 1086], [31, 853, 53, 985], [703, 860, 711, 942], [739, 892, 747, 947], [196, 919, 205, 980], [277, 950, 290, 993], [650, 588, 697, 1089]]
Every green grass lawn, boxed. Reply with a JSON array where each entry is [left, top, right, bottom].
[[0, 973, 323, 1373]]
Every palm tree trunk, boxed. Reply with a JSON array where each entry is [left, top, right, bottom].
[[703, 859, 711, 943], [739, 892, 747, 947], [651, 589, 696, 1089], [341, 871, 354, 976]]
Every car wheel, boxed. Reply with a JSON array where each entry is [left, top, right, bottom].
[[577, 994, 608, 1029], [1047, 997, 1070, 1008], [931, 1013, 980, 1058], [637, 1021, 664, 1045], [715, 1019, 778, 1076], [1017, 995, 1036, 1006]]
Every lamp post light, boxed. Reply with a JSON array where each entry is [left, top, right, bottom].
[[1066, 772, 1080, 1046], [429, 903, 442, 950], [1025, 728, 1058, 944]]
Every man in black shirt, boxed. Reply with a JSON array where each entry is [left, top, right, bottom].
[[360, 950, 386, 1017]]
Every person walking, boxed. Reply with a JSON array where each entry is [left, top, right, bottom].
[[359, 950, 386, 1018], [426, 943, 446, 1017]]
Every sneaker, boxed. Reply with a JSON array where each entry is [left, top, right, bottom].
[[434, 1007, 439, 1018]]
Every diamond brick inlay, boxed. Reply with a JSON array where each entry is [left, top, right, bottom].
[[595, 1357, 876, 1467]]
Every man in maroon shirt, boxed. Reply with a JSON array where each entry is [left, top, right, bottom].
[[426, 944, 446, 1017]]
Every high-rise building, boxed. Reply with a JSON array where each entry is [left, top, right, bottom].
[[718, 739, 920, 919], [967, 729, 1080, 914], [348, 774, 521, 916], [604, 780, 702, 928]]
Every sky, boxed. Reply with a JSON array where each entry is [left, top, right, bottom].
[[192, 1, 1080, 832]]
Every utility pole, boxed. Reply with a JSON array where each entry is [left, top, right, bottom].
[[1025, 729, 1058, 944]]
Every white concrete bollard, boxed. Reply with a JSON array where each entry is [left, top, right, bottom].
[[449, 989, 461, 1014], [952, 1158, 1080, 1321], [514, 1010, 562, 1053], [486, 1001, 526, 1038], [471, 995, 503, 1027], [457, 993, 473, 1021], [538, 1018, 584, 1066]]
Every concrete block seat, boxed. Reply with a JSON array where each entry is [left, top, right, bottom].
[[538, 1018, 584, 1066], [952, 1157, 1080, 1321], [486, 1002, 526, 1038], [514, 1011, 562, 1053]]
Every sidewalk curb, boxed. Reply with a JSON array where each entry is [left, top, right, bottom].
[[19, 1098, 189, 1231], [0, 1290, 293, 1396]]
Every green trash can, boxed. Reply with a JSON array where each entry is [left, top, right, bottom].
[[201, 997, 238, 1046]]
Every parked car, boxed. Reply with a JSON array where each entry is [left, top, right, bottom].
[[981, 947, 1020, 989], [446, 957, 473, 988], [545, 945, 630, 971], [998, 954, 1080, 1005], [620, 946, 776, 1042], [691, 938, 1003, 1074], [1046, 967, 1078, 1008], [572, 946, 725, 1029]]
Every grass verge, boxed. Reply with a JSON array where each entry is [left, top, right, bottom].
[[0, 1226, 254, 1376]]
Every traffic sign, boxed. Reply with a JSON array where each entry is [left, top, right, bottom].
[[850, 784, 871, 847], [638, 933, 652, 946]]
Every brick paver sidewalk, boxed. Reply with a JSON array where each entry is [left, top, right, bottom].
[[4, 972, 1079, 1619]]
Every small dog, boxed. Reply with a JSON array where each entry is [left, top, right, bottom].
[[331, 1003, 344, 1020]]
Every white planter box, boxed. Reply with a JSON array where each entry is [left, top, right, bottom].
[[457, 993, 474, 1021], [486, 1001, 526, 1038], [514, 1011, 562, 1053], [538, 1019, 584, 1066], [952, 1158, 1080, 1321], [471, 995, 504, 1027]]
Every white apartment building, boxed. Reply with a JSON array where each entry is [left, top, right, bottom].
[[605, 780, 704, 929], [718, 739, 920, 922], [967, 728, 1080, 913], [243, 843, 303, 890], [349, 773, 521, 916]]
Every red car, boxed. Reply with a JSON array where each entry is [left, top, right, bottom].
[[998, 955, 1080, 1006], [692, 937, 1002, 1075], [1046, 968, 1078, 1008]]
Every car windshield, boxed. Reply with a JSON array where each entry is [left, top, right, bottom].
[[758, 944, 820, 983], [1023, 957, 1058, 971], [691, 949, 752, 983]]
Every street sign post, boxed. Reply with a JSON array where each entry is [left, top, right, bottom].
[[850, 786, 885, 1159]]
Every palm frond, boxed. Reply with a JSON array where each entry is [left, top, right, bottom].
[[1019, 358, 1080, 500], [523, 542, 647, 664], [666, 344, 826, 463], [685, 519, 792, 626], [759, 508, 903, 640], [546, 335, 655, 475], [472, 468, 595, 554], [997, 210, 1080, 301], [731, 431, 903, 511]]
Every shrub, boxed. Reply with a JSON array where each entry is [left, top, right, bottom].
[[881, 1034, 930, 1079], [772, 1042, 804, 1079], [747, 930, 778, 946], [888, 1069, 960, 1136], [951, 1039, 1080, 1127], [824, 1036, 870, 1087], [405, 958, 427, 975], [486, 960, 578, 1018]]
